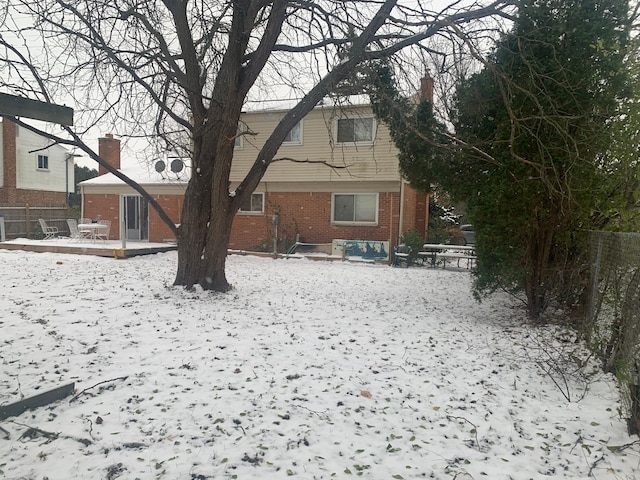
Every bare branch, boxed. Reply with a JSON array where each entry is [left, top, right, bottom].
[[270, 156, 352, 169]]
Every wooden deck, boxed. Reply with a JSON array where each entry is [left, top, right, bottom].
[[0, 239, 177, 258]]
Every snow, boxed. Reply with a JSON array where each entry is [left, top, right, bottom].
[[0, 249, 638, 479], [79, 163, 189, 186]]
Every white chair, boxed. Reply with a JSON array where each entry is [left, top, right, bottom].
[[96, 219, 111, 240], [67, 219, 90, 241], [38, 218, 59, 240]]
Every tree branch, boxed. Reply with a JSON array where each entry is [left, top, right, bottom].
[[270, 156, 352, 169]]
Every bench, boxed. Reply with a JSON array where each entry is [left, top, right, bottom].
[[392, 244, 412, 267], [417, 244, 475, 269], [434, 251, 475, 269]]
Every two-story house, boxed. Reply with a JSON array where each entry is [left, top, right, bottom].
[[79, 103, 429, 254], [1, 118, 74, 205], [1, 118, 75, 239]]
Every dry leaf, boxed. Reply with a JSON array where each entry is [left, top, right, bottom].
[[360, 390, 372, 399]]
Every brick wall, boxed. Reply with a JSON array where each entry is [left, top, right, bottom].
[[83, 193, 183, 242], [83, 190, 403, 248], [401, 185, 428, 239], [1, 119, 17, 202], [148, 194, 183, 242], [83, 194, 120, 239], [2, 189, 66, 205], [229, 191, 401, 251]]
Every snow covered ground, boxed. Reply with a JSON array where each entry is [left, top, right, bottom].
[[0, 249, 638, 479]]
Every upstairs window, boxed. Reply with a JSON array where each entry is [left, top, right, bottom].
[[332, 193, 378, 224], [336, 117, 375, 144], [37, 155, 49, 170], [239, 192, 264, 213], [283, 121, 302, 144], [235, 121, 248, 149]]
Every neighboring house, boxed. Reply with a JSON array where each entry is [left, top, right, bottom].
[[0, 118, 74, 205], [80, 99, 431, 253]]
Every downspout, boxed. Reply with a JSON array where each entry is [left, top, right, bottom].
[[80, 183, 85, 220], [424, 191, 430, 241], [398, 181, 405, 244], [388, 192, 393, 265]]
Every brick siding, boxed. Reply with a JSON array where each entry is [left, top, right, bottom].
[[230, 191, 401, 251], [401, 186, 428, 239], [83, 190, 402, 248]]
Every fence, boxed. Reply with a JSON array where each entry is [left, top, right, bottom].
[[0, 204, 71, 239], [585, 230, 640, 435]]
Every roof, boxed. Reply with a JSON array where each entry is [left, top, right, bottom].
[[79, 162, 190, 186]]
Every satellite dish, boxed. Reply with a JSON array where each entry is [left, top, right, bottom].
[[154, 160, 166, 172], [170, 159, 184, 173]]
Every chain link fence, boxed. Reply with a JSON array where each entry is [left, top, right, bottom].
[[586, 230, 640, 435]]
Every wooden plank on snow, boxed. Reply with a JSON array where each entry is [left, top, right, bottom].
[[0, 383, 75, 420]]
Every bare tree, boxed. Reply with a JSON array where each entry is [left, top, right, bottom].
[[0, 0, 515, 291]]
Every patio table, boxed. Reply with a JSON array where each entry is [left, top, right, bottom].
[[78, 223, 108, 242]]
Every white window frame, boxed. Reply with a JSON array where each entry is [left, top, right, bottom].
[[37, 154, 49, 170], [234, 122, 248, 150], [238, 192, 264, 214], [335, 116, 376, 145], [282, 120, 303, 145], [331, 193, 378, 225]]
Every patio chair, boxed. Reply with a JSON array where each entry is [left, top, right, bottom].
[[67, 219, 90, 241], [38, 218, 59, 240], [392, 244, 412, 267], [96, 219, 111, 240]]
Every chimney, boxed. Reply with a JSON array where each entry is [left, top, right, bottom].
[[420, 71, 434, 103], [98, 133, 121, 175]]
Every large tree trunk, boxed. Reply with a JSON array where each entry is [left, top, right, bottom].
[[174, 134, 236, 291]]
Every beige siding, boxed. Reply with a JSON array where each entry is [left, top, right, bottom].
[[231, 105, 401, 184]]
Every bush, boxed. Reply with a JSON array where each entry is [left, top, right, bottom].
[[399, 229, 424, 260]]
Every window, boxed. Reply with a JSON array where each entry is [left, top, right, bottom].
[[235, 122, 248, 149], [239, 192, 264, 213], [234, 129, 243, 149], [333, 193, 377, 224], [336, 117, 375, 144], [283, 121, 302, 144], [37, 155, 49, 170]]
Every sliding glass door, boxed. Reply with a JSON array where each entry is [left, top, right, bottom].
[[122, 195, 149, 241]]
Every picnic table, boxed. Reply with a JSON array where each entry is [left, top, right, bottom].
[[417, 244, 476, 269]]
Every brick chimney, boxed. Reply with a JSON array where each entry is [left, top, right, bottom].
[[98, 133, 121, 175], [420, 71, 434, 103]]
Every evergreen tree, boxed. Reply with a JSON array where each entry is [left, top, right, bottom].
[[451, 0, 631, 318], [368, 63, 450, 194], [370, 0, 633, 318]]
